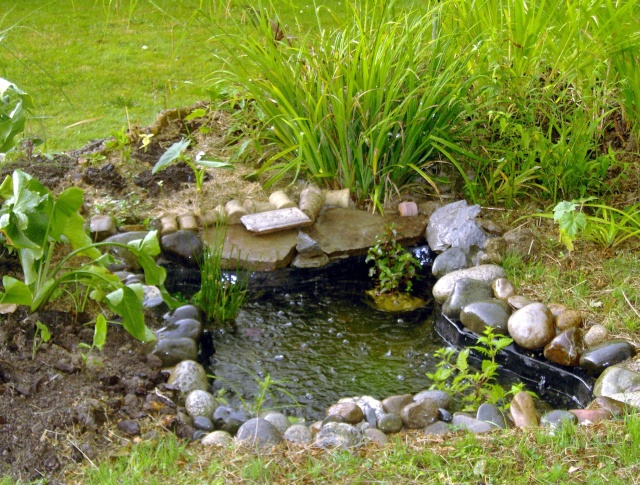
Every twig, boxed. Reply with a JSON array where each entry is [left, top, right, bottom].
[[622, 290, 640, 320]]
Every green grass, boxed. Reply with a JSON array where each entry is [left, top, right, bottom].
[[70, 413, 640, 484]]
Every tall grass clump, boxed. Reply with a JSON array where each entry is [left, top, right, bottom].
[[215, 1, 476, 211], [192, 223, 249, 325]]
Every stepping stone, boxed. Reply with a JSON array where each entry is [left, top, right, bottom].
[[241, 208, 312, 234]]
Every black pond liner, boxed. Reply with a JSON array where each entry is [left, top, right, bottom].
[[435, 310, 595, 408]]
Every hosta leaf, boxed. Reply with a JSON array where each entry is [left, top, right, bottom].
[[152, 138, 190, 174], [106, 286, 155, 343], [0, 276, 32, 305]]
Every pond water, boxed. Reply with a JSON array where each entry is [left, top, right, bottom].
[[206, 249, 441, 421]]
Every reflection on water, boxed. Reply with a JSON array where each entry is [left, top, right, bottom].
[[208, 275, 440, 421]]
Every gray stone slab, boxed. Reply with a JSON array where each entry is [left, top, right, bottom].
[[241, 208, 312, 234]]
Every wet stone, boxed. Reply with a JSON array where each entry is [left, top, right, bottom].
[[236, 418, 284, 448], [193, 416, 215, 431], [507, 302, 555, 350], [540, 410, 577, 428], [438, 408, 453, 423], [579, 340, 636, 377], [433, 264, 506, 304], [507, 295, 533, 310], [339, 396, 385, 422], [400, 399, 438, 429], [431, 247, 470, 279], [413, 390, 452, 410], [547, 303, 568, 319], [161, 230, 203, 267], [382, 394, 414, 415], [377, 413, 403, 434], [491, 277, 515, 301], [452, 414, 494, 434], [150, 337, 198, 367], [544, 328, 584, 367], [164, 305, 202, 324], [460, 299, 510, 335], [442, 278, 494, 319], [590, 396, 633, 417], [556, 309, 583, 331], [156, 318, 202, 341], [476, 403, 507, 429], [284, 424, 313, 444], [167, 360, 209, 396]]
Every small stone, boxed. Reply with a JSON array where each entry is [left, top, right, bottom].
[[150, 337, 198, 367], [192, 430, 207, 441], [543, 328, 584, 367], [284, 424, 313, 444], [225, 199, 249, 224], [381, 394, 414, 415], [117, 419, 141, 436], [433, 265, 505, 304], [580, 340, 636, 376], [377, 413, 403, 434], [484, 237, 507, 255], [90, 214, 117, 242], [442, 278, 494, 319], [236, 418, 283, 448], [507, 303, 555, 350], [431, 247, 470, 279], [177, 213, 198, 231], [507, 295, 534, 310], [161, 230, 203, 267], [262, 412, 291, 435], [413, 390, 452, 410], [364, 428, 388, 445], [589, 396, 632, 417], [167, 360, 209, 396], [460, 299, 511, 335], [398, 201, 418, 217], [540, 410, 577, 428], [156, 318, 202, 341], [185, 390, 219, 420], [490, 278, 514, 301], [569, 408, 613, 424], [547, 303, 568, 319], [314, 422, 361, 449], [510, 392, 538, 428], [583, 325, 609, 348], [201, 430, 233, 447], [503, 226, 539, 260], [476, 403, 507, 429], [424, 421, 451, 436], [452, 414, 495, 433], [437, 408, 452, 423], [556, 310, 583, 331], [160, 214, 179, 234], [400, 399, 438, 429], [164, 305, 202, 324], [193, 416, 215, 431]]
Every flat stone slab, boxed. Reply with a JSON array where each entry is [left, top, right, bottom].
[[203, 225, 298, 272], [241, 208, 312, 234], [302, 208, 428, 258]]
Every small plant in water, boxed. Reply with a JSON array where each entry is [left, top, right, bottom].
[[426, 327, 529, 411], [366, 224, 421, 295]]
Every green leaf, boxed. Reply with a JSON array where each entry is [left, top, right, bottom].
[[106, 286, 155, 343], [94, 314, 107, 351], [152, 138, 190, 174], [193, 158, 234, 169], [35, 321, 51, 343], [184, 108, 207, 121], [0, 276, 32, 305], [49, 187, 85, 241]]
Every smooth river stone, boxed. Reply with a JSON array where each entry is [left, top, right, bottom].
[[236, 418, 284, 448], [326, 402, 364, 425], [593, 366, 640, 397], [400, 399, 438, 429], [540, 410, 577, 428], [377, 413, 403, 434], [163, 304, 202, 324], [451, 414, 495, 434], [491, 277, 515, 301], [460, 299, 511, 335], [262, 411, 291, 435], [547, 303, 568, 319], [510, 391, 539, 428], [156, 318, 202, 341], [314, 422, 361, 449], [167, 360, 209, 396], [583, 325, 609, 348], [579, 340, 637, 376], [555, 309, 583, 331], [442, 278, 494, 319], [150, 337, 198, 367], [507, 295, 534, 310], [161, 230, 203, 267], [284, 424, 313, 444], [413, 390, 452, 410], [382, 394, 414, 415], [185, 390, 219, 420], [431, 247, 470, 278], [507, 302, 555, 350], [476, 403, 507, 429], [590, 396, 633, 417], [569, 408, 613, 424], [543, 328, 584, 366], [432, 264, 506, 304]]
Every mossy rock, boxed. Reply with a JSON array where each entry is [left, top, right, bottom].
[[365, 289, 425, 312]]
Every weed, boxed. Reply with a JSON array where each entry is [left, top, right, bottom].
[[78, 313, 108, 369], [0, 78, 32, 153], [31, 320, 51, 360]]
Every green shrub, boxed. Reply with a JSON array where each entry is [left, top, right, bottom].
[[0, 78, 32, 153]]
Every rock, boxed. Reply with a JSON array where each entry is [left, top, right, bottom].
[[161, 230, 203, 267], [476, 403, 507, 429], [442, 278, 494, 319], [291, 253, 330, 268], [431, 247, 470, 279], [503, 226, 538, 260], [236, 418, 283, 448], [104, 231, 151, 271], [484, 237, 507, 255], [90, 214, 117, 242], [185, 390, 219, 420], [177, 213, 198, 231], [543, 328, 584, 367], [338, 396, 385, 422], [424, 421, 451, 436], [364, 428, 389, 445], [507, 303, 555, 350], [510, 392, 538, 428], [540, 410, 577, 428], [225, 199, 249, 224], [150, 337, 198, 367], [451, 414, 495, 434], [193, 416, 215, 431], [262, 412, 291, 435], [366, 290, 426, 312], [491, 278, 515, 301], [201, 430, 233, 447], [579, 340, 636, 376], [547, 303, 568, 319], [413, 390, 452, 410], [117, 419, 141, 436], [322, 414, 347, 426], [425, 200, 488, 252], [593, 366, 640, 398], [476, 249, 502, 265], [327, 402, 365, 424], [295, 232, 325, 258], [314, 422, 361, 449], [438, 408, 453, 422], [382, 394, 414, 415], [583, 325, 609, 348], [569, 409, 613, 424], [167, 360, 209, 396], [507, 295, 534, 310], [163, 305, 203, 324], [377, 413, 403, 434], [400, 399, 438, 429], [556, 310, 583, 331], [433, 265, 506, 304], [460, 299, 511, 335], [397, 200, 418, 217], [284, 424, 313, 444], [589, 396, 633, 417], [156, 318, 202, 341]]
